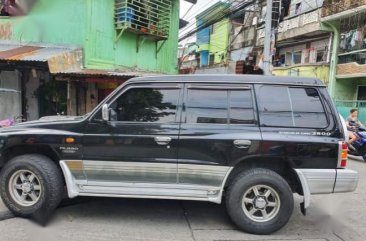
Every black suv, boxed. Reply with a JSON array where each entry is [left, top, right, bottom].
[[0, 75, 358, 234]]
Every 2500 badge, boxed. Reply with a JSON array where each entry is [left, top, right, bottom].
[[59, 146, 79, 154]]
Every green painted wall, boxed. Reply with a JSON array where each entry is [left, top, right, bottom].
[[333, 77, 366, 100], [0, 0, 87, 45], [0, 0, 179, 74], [273, 65, 330, 85], [209, 18, 229, 64], [333, 77, 366, 123]]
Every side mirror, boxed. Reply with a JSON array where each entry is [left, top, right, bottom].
[[102, 104, 109, 121]]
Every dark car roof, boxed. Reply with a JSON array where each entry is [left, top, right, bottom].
[[129, 75, 325, 86]]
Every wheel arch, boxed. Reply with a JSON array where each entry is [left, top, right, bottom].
[[225, 157, 304, 195], [1, 144, 61, 170]]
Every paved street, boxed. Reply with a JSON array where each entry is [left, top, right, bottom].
[[0, 158, 365, 241]]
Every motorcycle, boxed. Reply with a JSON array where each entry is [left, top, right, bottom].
[[348, 127, 366, 162]]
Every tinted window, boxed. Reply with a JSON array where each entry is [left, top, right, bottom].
[[258, 86, 327, 128], [110, 88, 179, 123], [229, 90, 255, 124], [186, 89, 228, 124], [289, 88, 328, 127], [257, 86, 293, 127], [186, 88, 255, 124]]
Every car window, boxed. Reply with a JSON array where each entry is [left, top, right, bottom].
[[288, 88, 328, 127], [229, 90, 255, 124], [109, 87, 180, 123], [185, 88, 255, 125], [186, 89, 228, 124], [257, 86, 328, 128]]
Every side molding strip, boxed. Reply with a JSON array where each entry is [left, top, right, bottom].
[[59, 160, 233, 204]]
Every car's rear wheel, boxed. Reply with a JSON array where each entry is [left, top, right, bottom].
[[0, 154, 63, 217], [226, 168, 294, 234]]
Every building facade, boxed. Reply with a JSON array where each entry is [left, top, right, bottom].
[[255, 0, 332, 84], [321, 0, 366, 121], [0, 0, 184, 120], [187, 0, 260, 75], [194, 1, 231, 74]]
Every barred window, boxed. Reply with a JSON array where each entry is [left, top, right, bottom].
[[115, 0, 172, 40]]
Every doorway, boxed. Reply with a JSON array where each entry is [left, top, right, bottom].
[[357, 86, 366, 101]]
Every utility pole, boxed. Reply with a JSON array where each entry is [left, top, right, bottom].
[[263, 0, 273, 75]]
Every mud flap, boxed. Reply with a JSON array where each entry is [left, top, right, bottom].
[[300, 202, 306, 216]]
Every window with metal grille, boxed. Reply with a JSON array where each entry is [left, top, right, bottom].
[[115, 0, 172, 40]]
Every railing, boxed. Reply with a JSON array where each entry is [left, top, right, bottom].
[[322, 0, 366, 17], [336, 50, 366, 76], [339, 51, 366, 65], [115, 0, 171, 40], [335, 100, 366, 123], [257, 9, 321, 43]]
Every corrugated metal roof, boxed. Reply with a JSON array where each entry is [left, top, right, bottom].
[[55, 69, 160, 78], [0, 42, 83, 73], [0, 44, 78, 62], [0, 42, 159, 78], [0, 43, 22, 52]]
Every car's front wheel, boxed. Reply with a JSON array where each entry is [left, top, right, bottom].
[[226, 168, 294, 234], [0, 154, 64, 217]]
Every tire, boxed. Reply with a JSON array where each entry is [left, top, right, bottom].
[[0, 154, 64, 217], [225, 168, 294, 235]]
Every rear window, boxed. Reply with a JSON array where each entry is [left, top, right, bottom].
[[257, 86, 328, 128]]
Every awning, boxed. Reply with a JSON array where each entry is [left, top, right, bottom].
[[55, 68, 158, 77], [0, 41, 83, 73], [54, 68, 161, 82], [0, 41, 160, 81]]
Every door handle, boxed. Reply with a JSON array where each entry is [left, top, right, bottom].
[[154, 136, 172, 145], [233, 140, 251, 149]]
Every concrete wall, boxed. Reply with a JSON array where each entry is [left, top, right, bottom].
[[334, 77, 366, 100], [0, 71, 21, 120], [276, 10, 322, 42], [25, 70, 40, 121], [230, 47, 253, 61], [273, 64, 330, 84], [194, 61, 236, 74]]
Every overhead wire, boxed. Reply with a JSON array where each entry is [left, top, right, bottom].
[[181, 2, 195, 19], [179, 1, 233, 41], [179, 0, 255, 42], [179, 0, 232, 34]]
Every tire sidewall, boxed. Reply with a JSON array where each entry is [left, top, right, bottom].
[[0, 160, 48, 216], [226, 169, 294, 234]]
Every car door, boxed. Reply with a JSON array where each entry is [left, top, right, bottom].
[[255, 84, 340, 192], [82, 83, 183, 185], [177, 83, 262, 188]]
